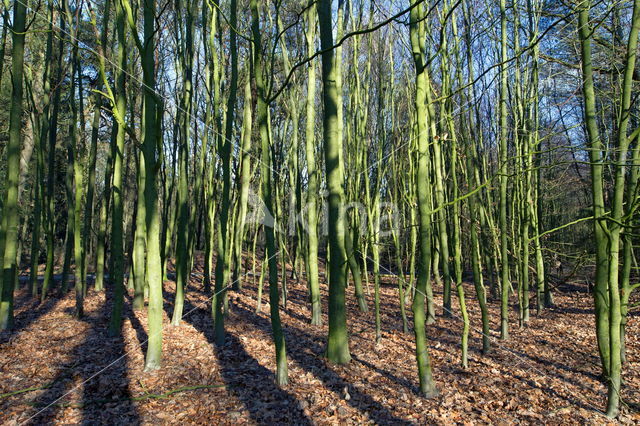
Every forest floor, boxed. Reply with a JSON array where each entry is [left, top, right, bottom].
[[1, 256, 639, 425]]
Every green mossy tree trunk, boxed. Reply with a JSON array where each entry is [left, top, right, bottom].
[[231, 73, 253, 291], [409, 1, 438, 397], [498, 0, 510, 340], [0, 0, 28, 329], [576, 0, 610, 380], [172, 0, 196, 327], [303, 4, 322, 325], [93, 0, 128, 335], [251, 0, 289, 385], [41, 8, 64, 302], [318, 0, 351, 365]]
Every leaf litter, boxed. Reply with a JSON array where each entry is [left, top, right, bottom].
[[0, 257, 638, 424]]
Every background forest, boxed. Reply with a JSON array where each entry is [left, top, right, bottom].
[[0, 0, 639, 423]]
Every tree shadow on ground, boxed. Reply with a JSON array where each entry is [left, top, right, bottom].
[[179, 296, 313, 424], [24, 295, 140, 425], [351, 354, 420, 394], [430, 322, 602, 392], [510, 346, 601, 381], [0, 294, 61, 344], [501, 365, 602, 413], [233, 300, 413, 425], [124, 293, 148, 352], [424, 323, 603, 413]]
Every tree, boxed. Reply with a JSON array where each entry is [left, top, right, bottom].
[[409, 0, 438, 397], [251, 0, 288, 385], [318, 0, 351, 365], [0, 0, 28, 329], [171, 0, 196, 327], [498, 0, 510, 340], [302, 3, 322, 326], [576, 0, 640, 416]]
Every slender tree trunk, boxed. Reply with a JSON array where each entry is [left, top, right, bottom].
[[318, 0, 351, 365], [120, 0, 165, 370], [231, 75, 252, 291], [41, 9, 64, 302], [576, 0, 611, 379], [28, 0, 56, 298], [251, 0, 288, 384], [172, 0, 196, 326], [0, 0, 27, 329], [602, 0, 640, 416], [409, 1, 438, 397], [212, 0, 232, 344], [620, 133, 640, 364], [95, 127, 115, 293], [499, 0, 510, 340], [304, 5, 321, 325]]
